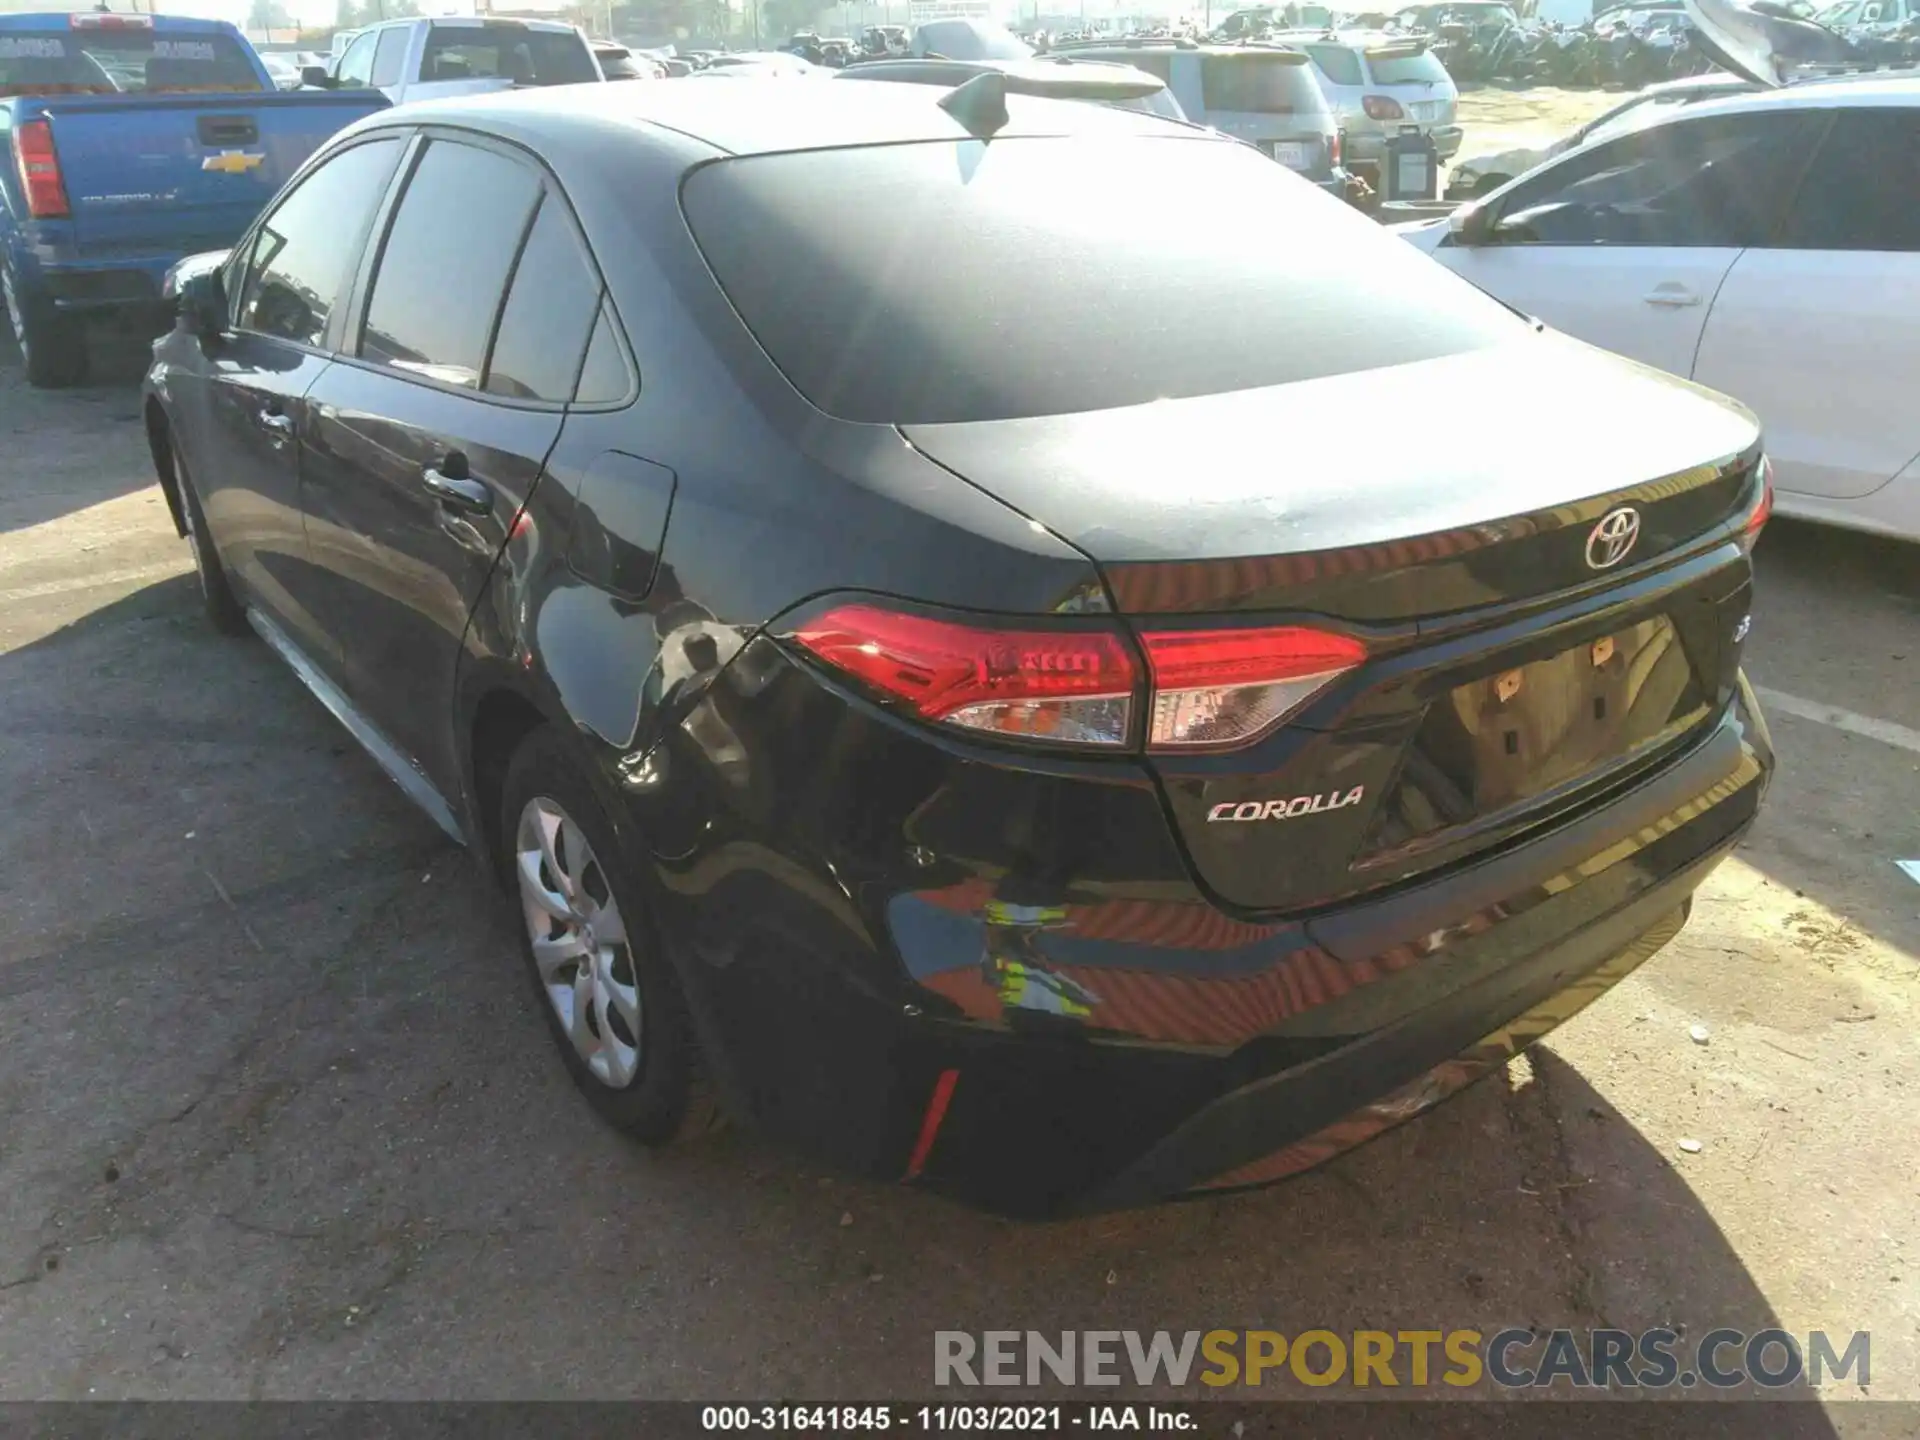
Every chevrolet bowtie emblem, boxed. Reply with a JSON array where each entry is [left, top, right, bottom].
[[202, 150, 265, 174]]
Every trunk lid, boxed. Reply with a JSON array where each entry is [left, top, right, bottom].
[[903, 336, 1762, 915], [901, 336, 1759, 622]]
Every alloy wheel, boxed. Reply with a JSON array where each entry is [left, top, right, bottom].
[[514, 795, 642, 1088]]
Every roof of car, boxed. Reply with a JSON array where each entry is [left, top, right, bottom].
[[1656, 72, 1920, 119], [1057, 38, 1296, 54], [362, 69, 1196, 156], [839, 55, 1166, 84]]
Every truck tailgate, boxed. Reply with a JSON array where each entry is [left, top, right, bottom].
[[35, 91, 387, 257]]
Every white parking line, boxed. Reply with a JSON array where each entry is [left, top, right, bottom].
[[1751, 684, 1920, 758], [0, 561, 189, 605]]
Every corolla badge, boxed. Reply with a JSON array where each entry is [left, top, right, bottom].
[[1207, 786, 1366, 823], [1585, 506, 1642, 570]]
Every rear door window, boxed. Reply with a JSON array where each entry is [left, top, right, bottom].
[[0, 25, 262, 95], [236, 137, 404, 347], [681, 134, 1521, 425], [371, 26, 409, 87], [1199, 53, 1321, 113], [359, 140, 542, 388], [1777, 109, 1920, 251], [484, 194, 604, 402], [419, 25, 599, 86]]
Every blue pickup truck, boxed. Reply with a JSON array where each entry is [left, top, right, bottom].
[[2, 12, 388, 387]]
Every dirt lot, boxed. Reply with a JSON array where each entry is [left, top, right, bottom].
[[0, 148, 1916, 1410], [1455, 83, 1627, 160]]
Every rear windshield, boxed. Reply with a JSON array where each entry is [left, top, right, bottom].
[[1304, 44, 1363, 86], [1200, 54, 1325, 114], [914, 20, 1032, 59], [681, 135, 1520, 425], [0, 27, 262, 96], [1367, 48, 1450, 84], [419, 25, 599, 86]]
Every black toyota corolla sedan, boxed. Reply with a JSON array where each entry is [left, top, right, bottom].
[[143, 75, 1774, 1217]]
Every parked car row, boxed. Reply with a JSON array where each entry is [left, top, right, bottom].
[[1398, 0, 1920, 543], [1, 11, 391, 387]]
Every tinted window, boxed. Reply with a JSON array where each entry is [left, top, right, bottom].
[[913, 19, 1031, 59], [238, 138, 402, 346], [1125, 88, 1187, 122], [1305, 44, 1363, 86], [1117, 51, 1172, 82], [681, 135, 1520, 425], [485, 195, 602, 402], [361, 140, 541, 388], [418, 25, 598, 86], [1367, 48, 1449, 84], [575, 304, 632, 405], [1491, 113, 1817, 248], [1201, 54, 1322, 114], [0, 27, 262, 95], [1778, 110, 1920, 251], [336, 29, 377, 86], [371, 26, 409, 87]]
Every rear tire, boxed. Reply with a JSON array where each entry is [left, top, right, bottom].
[[2, 263, 88, 389], [172, 439, 249, 637], [499, 725, 719, 1146]]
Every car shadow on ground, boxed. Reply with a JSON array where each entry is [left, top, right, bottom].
[[0, 345, 161, 534], [0, 577, 1847, 1413]]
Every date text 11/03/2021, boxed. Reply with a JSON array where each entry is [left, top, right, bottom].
[[701, 1407, 1189, 1431]]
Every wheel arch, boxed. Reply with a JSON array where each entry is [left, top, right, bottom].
[[144, 398, 189, 538], [463, 679, 557, 887]]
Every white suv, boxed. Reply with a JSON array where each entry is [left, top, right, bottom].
[[1276, 33, 1462, 176]]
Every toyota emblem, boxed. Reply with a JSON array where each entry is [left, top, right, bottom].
[[1585, 506, 1642, 570]]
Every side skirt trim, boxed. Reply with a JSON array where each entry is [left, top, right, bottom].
[[246, 606, 467, 846]]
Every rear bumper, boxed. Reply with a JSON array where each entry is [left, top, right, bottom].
[[8, 244, 176, 323], [645, 651, 1771, 1218], [1345, 124, 1465, 163]]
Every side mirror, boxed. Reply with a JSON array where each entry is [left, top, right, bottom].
[[301, 64, 334, 88], [179, 269, 228, 340], [1448, 201, 1492, 245]]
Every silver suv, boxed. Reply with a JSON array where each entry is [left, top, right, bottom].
[[1055, 39, 1347, 194], [1274, 33, 1462, 177]]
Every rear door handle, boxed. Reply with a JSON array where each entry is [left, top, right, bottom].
[[1643, 285, 1701, 308], [422, 466, 491, 516]]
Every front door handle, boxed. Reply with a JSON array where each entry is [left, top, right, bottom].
[[1643, 285, 1701, 308], [257, 409, 295, 437], [422, 465, 491, 516]]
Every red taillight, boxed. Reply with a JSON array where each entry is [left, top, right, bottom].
[[1738, 457, 1773, 555], [1362, 95, 1405, 120], [1142, 626, 1368, 752], [792, 604, 1137, 747], [791, 604, 1368, 753], [13, 120, 69, 220]]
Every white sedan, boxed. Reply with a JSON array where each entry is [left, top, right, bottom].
[[1401, 78, 1920, 543]]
